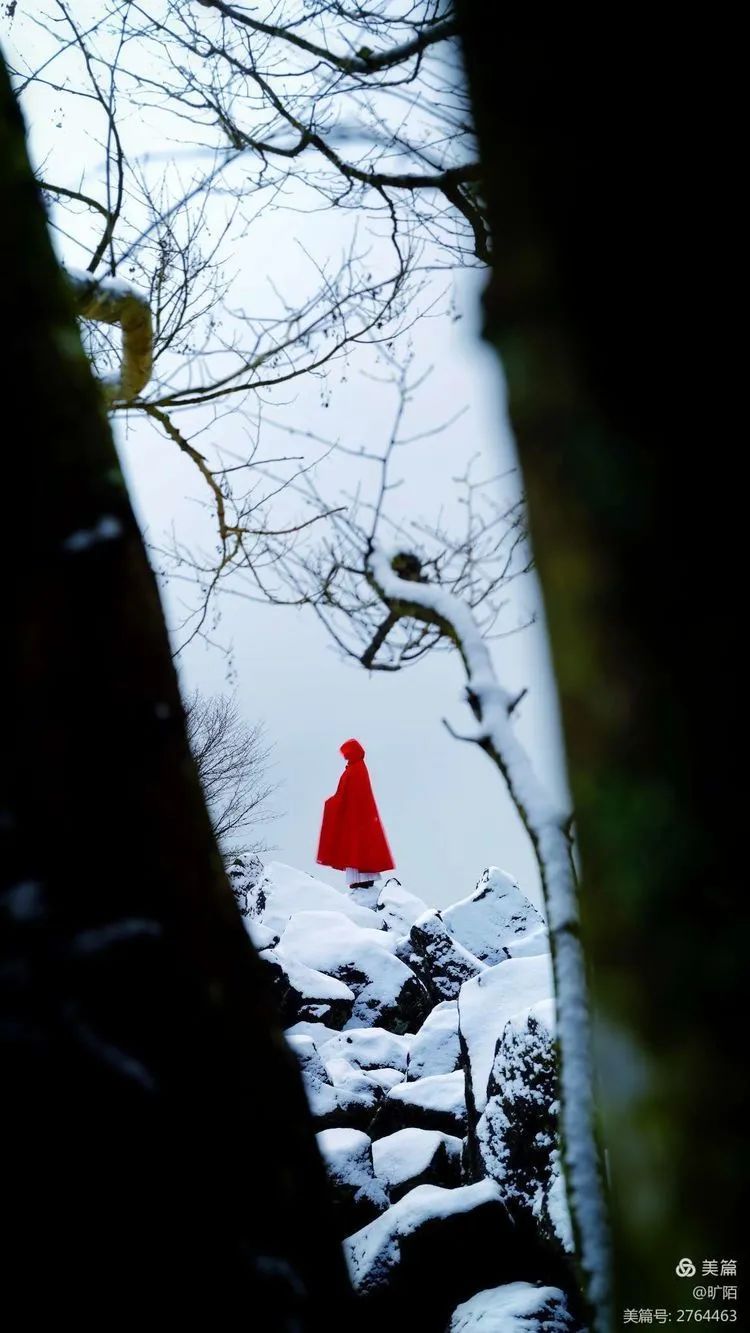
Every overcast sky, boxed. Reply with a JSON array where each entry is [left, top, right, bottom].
[[117, 273, 570, 913], [10, 6, 571, 913]]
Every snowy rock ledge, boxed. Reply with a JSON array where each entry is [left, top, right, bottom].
[[375, 1069, 467, 1138], [449, 1280, 577, 1332], [372, 1127, 463, 1202], [316, 1128, 389, 1238], [238, 860, 586, 1331]]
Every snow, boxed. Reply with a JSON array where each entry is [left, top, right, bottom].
[[367, 551, 567, 831], [458, 956, 555, 1114], [249, 861, 382, 937], [278, 910, 419, 1029], [254, 849, 583, 1316], [441, 867, 546, 965], [372, 1127, 463, 1194], [285, 1033, 328, 1067], [315, 1128, 388, 1213], [377, 880, 430, 933], [366, 1067, 407, 1091], [317, 1126, 369, 1161], [368, 550, 612, 1329], [387, 1070, 466, 1118], [448, 1281, 575, 1332], [504, 924, 550, 959], [407, 1000, 461, 1080], [265, 845, 584, 1319], [476, 1003, 558, 1213], [324, 1056, 385, 1094], [526, 998, 556, 1038], [280, 909, 400, 971], [286, 1034, 376, 1122], [345, 1181, 502, 1290], [65, 265, 153, 401], [284, 1019, 339, 1047], [411, 910, 486, 999], [544, 1165, 575, 1255], [65, 266, 149, 305], [263, 947, 355, 1003], [62, 515, 123, 552], [323, 1027, 412, 1072], [244, 918, 277, 951]]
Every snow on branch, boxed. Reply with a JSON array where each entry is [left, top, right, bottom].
[[367, 546, 569, 908], [66, 267, 153, 403], [366, 544, 611, 1326]]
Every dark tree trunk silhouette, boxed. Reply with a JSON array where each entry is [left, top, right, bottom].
[[457, 14, 743, 1326], [0, 54, 352, 1327]]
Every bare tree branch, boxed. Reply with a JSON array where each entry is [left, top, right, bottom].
[[196, 1, 458, 77], [185, 690, 279, 855]]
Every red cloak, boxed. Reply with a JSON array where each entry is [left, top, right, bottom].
[[317, 738, 395, 873]]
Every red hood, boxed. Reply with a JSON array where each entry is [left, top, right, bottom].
[[340, 738, 365, 763], [318, 736, 394, 872]]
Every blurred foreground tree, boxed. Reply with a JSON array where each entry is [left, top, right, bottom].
[[0, 51, 352, 1328], [456, 11, 745, 1329]]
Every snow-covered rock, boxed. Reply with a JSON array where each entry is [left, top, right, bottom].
[[227, 853, 264, 916], [280, 910, 399, 967], [346, 1181, 519, 1327], [287, 1033, 380, 1130], [448, 1280, 577, 1332], [347, 881, 383, 911], [346, 1180, 506, 1291], [322, 1026, 412, 1073], [504, 923, 551, 959], [261, 947, 355, 1029], [316, 1128, 389, 1237], [407, 1000, 461, 1081], [376, 1070, 467, 1138], [324, 1056, 386, 1095], [246, 861, 381, 937], [377, 879, 430, 933], [284, 1019, 339, 1048], [243, 917, 278, 951], [537, 1158, 575, 1256], [280, 910, 430, 1033], [392, 931, 427, 975], [410, 911, 486, 1001], [247, 859, 582, 1325], [458, 956, 555, 1117], [372, 1127, 463, 1201], [366, 1067, 407, 1091], [476, 1006, 559, 1220], [442, 868, 546, 966]]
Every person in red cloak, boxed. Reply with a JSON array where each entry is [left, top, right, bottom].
[[317, 738, 395, 888]]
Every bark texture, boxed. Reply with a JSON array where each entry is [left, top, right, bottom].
[[456, 15, 744, 1323], [0, 55, 352, 1327]]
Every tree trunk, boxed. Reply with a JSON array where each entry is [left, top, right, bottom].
[[457, 15, 744, 1325], [0, 56, 352, 1327]]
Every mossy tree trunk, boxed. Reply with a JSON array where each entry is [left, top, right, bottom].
[[0, 54, 352, 1327], [457, 16, 744, 1325]]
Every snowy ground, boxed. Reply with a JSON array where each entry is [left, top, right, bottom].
[[235, 858, 586, 1332]]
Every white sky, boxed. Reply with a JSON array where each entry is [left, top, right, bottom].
[[117, 277, 570, 912], [8, 5, 571, 911]]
